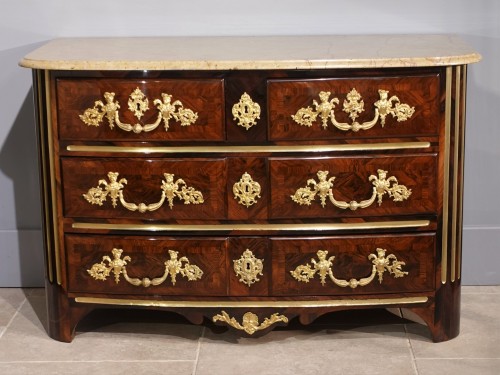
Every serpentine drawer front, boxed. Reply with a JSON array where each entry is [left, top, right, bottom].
[[57, 79, 225, 141], [66, 235, 227, 296], [61, 158, 225, 219], [268, 75, 439, 141], [269, 154, 437, 218], [20, 35, 480, 342], [271, 234, 435, 296]]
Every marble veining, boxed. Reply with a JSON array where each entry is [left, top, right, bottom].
[[20, 35, 481, 71]]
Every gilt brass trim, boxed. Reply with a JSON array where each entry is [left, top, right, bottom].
[[232, 92, 261, 130], [291, 169, 411, 210], [45, 71, 62, 285], [83, 172, 204, 212], [458, 65, 467, 280], [291, 248, 407, 288], [87, 248, 203, 287], [36, 71, 53, 283], [71, 220, 430, 232], [74, 296, 429, 308], [292, 89, 415, 132], [442, 67, 452, 284], [66, 142, 431, 154], [79, 88, 198, 133], [451, 66, 461, 283], [213, 311, 288, 334]]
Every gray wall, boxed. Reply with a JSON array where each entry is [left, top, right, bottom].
[[1, 0, 498, 286]]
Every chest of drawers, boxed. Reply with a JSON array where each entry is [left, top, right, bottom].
[[21, 35, 480, 342]]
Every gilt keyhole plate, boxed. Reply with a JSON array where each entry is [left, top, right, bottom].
[[233, 172, 261, 208], [233, 249, 264, 287], [232, 92, 261, 130]]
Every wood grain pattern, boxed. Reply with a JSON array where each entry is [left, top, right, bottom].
[[268, 74, 440, 141], [269, 154, 438, 218], [227, 237, 270, 296], [227, 157, 268, 220], [225, 72, 268, 142], [56, 78, 225, 141], [65, 235, 228, 295], [61, 157, 227, 220], [271, 234, 435, 295], [30, 63, 469, 343]]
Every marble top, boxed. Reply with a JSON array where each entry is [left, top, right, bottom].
[[20, 35, 481, 71]]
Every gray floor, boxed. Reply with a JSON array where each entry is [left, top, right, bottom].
[[0, 286, 499, 375]]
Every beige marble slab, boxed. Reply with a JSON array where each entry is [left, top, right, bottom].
[[20, 35, 480, 71]]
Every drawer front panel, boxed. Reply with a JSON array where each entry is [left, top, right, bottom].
[[228, 237, 270, 296], [61, 158, 226, 220], [271, 234, 435, 296], [66, 235, 227, 295], [57, 79, 224, 141], [268, 75, 440, 140], [269, 154, 437, 219], [227, 157, 268, 220]]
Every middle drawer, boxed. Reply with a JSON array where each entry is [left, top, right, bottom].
[[62, 153, 437, 220]]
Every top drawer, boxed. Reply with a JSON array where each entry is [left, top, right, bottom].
[[56, 79, 224, 141], [268, 74, 440, 141]]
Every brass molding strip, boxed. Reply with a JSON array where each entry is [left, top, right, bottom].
[[442, 67, 452, 284], [451, 66, 461, 282], [45, 71, 62, 285], [37, 71, 53, 283], [72, 220, 430, 232], [74, 296, 428, 308], [66, 142, 431, 154], [458, 65, 467, 280]]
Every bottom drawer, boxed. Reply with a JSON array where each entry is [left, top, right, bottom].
[[66, 233, 435, 297], [66, 235, 227, 296], [271, 233, 435, 296]]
